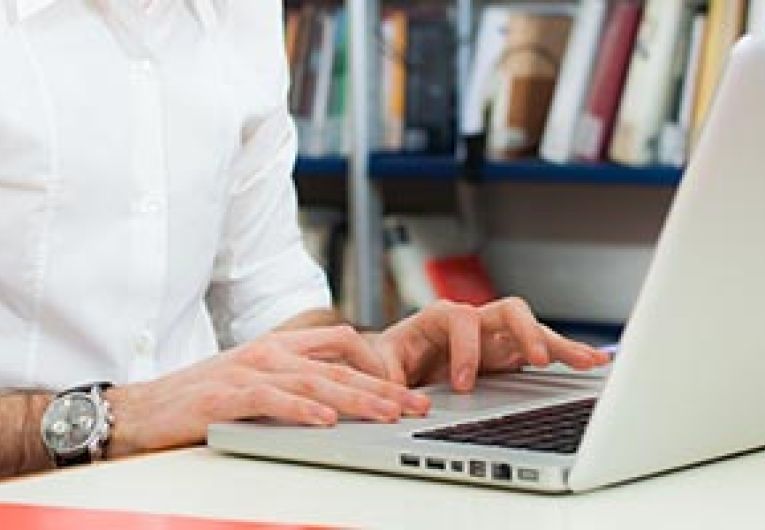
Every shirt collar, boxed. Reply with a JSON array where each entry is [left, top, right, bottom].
[[9, 0, 220, 29]]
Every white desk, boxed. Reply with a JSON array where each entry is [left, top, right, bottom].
[[0, 447, 764, 529]]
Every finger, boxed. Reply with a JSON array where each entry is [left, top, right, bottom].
[[370, 335, 409, 387], [227, 383, 338, 427], [273, 325, 388, 379], [445, 303, 482, 393], [408, 301, 482, 393], [541, 326, 611, 369], [254, 348, 430, 416], [316, 360, 431, 417], [479, 298, 550, 367], [480, 342, 526, 373], [271, 373, 403, 423]]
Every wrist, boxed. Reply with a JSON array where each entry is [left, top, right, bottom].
[[29, 394, 56, 473], [103, 384, 149, 459]]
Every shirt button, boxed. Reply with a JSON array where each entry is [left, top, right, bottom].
[[134, 194, 164, 215], [134, 331, 156, 358], [130, 59, 154, 79]]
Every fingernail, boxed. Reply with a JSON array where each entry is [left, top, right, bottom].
[[457, 367, 474, 390], [313, 407, 337, 426], [531, 344, 550, 366], [371, 400, 400, 421], [404, 393, 431, 414], [595, 351, 611, 364]]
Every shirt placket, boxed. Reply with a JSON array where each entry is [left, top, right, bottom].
[[127, 53, 167, 382]]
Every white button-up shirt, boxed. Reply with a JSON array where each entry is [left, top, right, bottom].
[[0, 0, 332, 390]]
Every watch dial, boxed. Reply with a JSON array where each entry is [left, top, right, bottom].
[[43, 394, 98, 453]]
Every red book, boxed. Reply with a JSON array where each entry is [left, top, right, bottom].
[[0, 503, 338, 530], [573, 0, 643, 162], [425, 254, 497, 306]]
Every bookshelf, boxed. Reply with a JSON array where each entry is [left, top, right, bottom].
[[290, 0, 736, 325]]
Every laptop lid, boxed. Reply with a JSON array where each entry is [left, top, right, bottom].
[[569, 36, 765, 492]]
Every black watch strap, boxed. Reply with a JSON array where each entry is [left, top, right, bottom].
[[55, 451, 92, 467], [56, 381, 113, 398], [53, 382, 114, 467]]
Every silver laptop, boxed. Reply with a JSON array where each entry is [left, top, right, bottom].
[[209, 36, 765, 493]]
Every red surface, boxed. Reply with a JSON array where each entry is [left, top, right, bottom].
[[579, 0, 643, 161], [0, 503, 337, 530], [425, 254, 497, 306]]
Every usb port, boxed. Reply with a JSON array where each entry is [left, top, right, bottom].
[[451, 461, 465, 473], [400, 454, 420, 468], [425, 457, 446, 471], [492, 463, 512, 481], [469, 460, 486, 478]]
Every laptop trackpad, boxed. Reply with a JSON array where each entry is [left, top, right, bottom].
[[424, 374, 599, 413]]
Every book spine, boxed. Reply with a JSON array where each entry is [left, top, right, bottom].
[[328, 9, 347, 119], [404, 15, 455, 154], [461, 7, 512, 137], [659, 10, 706, 167], [610, 0, 687, 166], [289, 6, 315, 116], [489, 14, 573, 159], [284, 11, 300, 69], [389, 11, 408, 151], [540, 0, 608, 163], [678, 12, 707, 132], [310, 13, 337, 146], [299, 9, 324, 118], [573, 0, 642, 162], [691, 0, 746, 143]]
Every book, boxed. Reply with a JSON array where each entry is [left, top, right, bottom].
[[540, 0, 608, 164], [384, 223, 437, 313], [0, 503, 332, 530], [288, 6, 316, 119], [609, 0, 689, 166], [462, 6, 514, 138], [748, 0, 765, 34], [403, 11, 456, 153], [573, 0, 642, 162], [304, 12, 337, 155], [284, 10, 300, 69], [425, 255, 498, 307], [486, 13, 573, 159], [327, 9, 348, 155], [381, 9, 408, 151], [691, 0, 746, 144], [384, 217, 494, 312], [659, 9, 706, 167]]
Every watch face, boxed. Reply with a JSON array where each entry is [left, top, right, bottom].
[[42, 393, 98, 454]]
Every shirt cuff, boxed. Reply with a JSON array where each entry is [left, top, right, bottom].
[[229, 283, 332, 342]]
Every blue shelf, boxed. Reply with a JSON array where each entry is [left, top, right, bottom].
[[370, 153, 460, 181], [483, 159, 683, 186], [295, 155, 683, 187], [295, 155, 347, 177]]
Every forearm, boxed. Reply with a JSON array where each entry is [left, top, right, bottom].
[[0, 393, 54, 479]]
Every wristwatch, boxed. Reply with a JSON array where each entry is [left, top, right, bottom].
[[40, 382, 114, 467]]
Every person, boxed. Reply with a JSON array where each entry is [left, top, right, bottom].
[[0, 0, 609, 479]]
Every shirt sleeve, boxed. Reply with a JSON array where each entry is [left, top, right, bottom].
[[207, 103, 332, 349]]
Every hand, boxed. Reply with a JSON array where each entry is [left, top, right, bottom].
[[105, 326, 431, 458], [369, 298, 611, 392]]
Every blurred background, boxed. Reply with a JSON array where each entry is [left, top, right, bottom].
[[285, 0, 755, 343]]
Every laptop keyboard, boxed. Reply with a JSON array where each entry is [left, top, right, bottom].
[[412, 398, 597, 455]]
